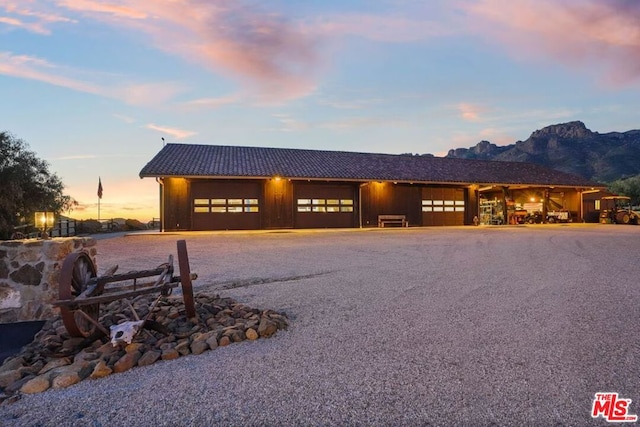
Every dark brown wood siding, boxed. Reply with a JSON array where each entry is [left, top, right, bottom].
[[263, 179, 294, 228], [162, 177, 191, 231], [360, 183, 422, 227], [466, 187, 478, 225], [582, 191, 609, 222], [293, 182, 358, 228], [160, 175, 591, 230], [190, 180, 262, 230]]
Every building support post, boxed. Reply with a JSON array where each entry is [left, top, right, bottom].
[[156, 177, 164, 232], [359, 182, 369, 228], [543, 189, 549, 220], [501, 186, 509, 225]]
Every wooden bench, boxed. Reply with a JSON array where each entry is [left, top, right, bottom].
[[378, 215, 408, 228]]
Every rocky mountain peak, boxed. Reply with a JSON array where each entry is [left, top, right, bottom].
[[443, 121, 640, 182], [446, 140, 504, 159], [530, 121, 594, 139], [473, 140, 494, 154]]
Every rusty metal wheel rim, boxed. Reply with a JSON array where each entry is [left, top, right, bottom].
[[59, 251, 99, 337]]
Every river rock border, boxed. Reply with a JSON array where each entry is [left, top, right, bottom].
[[0, 292, 288, 403]]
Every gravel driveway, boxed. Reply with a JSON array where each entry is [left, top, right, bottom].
[[1, 225, 639, 426]]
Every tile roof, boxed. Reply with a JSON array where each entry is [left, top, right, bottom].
[[139, 143, 601, 188]]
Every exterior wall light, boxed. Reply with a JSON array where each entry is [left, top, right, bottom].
[[35, 211, 55, 239]]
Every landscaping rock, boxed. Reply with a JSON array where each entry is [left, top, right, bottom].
[[51, 371, 81, 389], [206, 336, 219, 350], [74, 350, 99, 363], [38, 357, 71, 375], [191, 341, 209, 355], [245, 328, 258, 341], [230, 330, 245, 342], [0, 370, 21, 389], [161, 349, 180, 361], [0, 357, 25, 374], [20, 375, 50, 394], [90, 360, 112, 379], [137, 351, 160, 367], [175, 340, 191, 356], [0, 292, 288, 399], [5, 375, 34, 394], [124, 343, 145, 354], [258, 317, 278, 338], [113, 351, 142, 374]]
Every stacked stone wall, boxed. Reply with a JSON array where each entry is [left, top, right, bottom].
[[0, 238, 97, 323]]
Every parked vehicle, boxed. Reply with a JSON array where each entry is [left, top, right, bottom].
[[599, 196, 640, 225], [524, 211, 544, 224], [546, 210, 571, 223]]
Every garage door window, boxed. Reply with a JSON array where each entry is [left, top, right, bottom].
[[422, 199, 464, 212], [194, 198, 259, 213], [297, 199, 353, 213]]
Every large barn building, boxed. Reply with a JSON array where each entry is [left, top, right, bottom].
[[139, 144, 603, 231]]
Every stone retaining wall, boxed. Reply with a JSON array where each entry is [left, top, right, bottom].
[[0, 238, 97, 323]]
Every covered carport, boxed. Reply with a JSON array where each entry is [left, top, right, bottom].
[[478, 185, 582, 225]]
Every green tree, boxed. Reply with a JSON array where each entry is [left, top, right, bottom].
[[607, 175, 640, 206], [0, 131, 76, 239]]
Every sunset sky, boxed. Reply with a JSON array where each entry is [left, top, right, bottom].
[[2, 0, 640, 221]]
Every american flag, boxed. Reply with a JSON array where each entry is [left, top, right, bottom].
[[97, 177, 103, 199]]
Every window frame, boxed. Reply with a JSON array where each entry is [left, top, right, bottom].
[[193, 198, 260, 214], [297, 198, 354, 213]]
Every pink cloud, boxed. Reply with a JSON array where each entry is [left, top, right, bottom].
[[462, 0, 640, 86], [182, 94, 242, 109], [0, 15, 48, 34], [116, 81, 187, 106], [478, 127, 516, 146], [458, 103, 486, 122], [52, 1, 321, 103], [112, 113, 136, 124], [56, 0, 147, 19], [0, 51, 101, 93], [268, 113, 310, 132], [308, 13, 453, 43], [145, 124, 197, 140], [0, 16, 42, 34], [6, 1, 458, 103], [0, 51, 186, 106], [0, 1, 76, 34]]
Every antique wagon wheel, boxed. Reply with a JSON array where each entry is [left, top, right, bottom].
[[59, 251, 100, 337], [176, 240, 196, 318]]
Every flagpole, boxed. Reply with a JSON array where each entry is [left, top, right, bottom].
[[97, 177, 103, 222]]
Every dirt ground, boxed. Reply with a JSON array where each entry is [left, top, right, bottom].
[[2, 224, 640, 426]]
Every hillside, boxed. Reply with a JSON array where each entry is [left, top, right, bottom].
[[445, 121, 640, 183]]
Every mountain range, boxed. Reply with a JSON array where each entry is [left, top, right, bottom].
[[444, 121, 640, 183]]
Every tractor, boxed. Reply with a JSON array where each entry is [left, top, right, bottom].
[[599, 196, 640, 225]]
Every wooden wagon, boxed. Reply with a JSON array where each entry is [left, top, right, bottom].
[[53, 240, 196, 338]]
